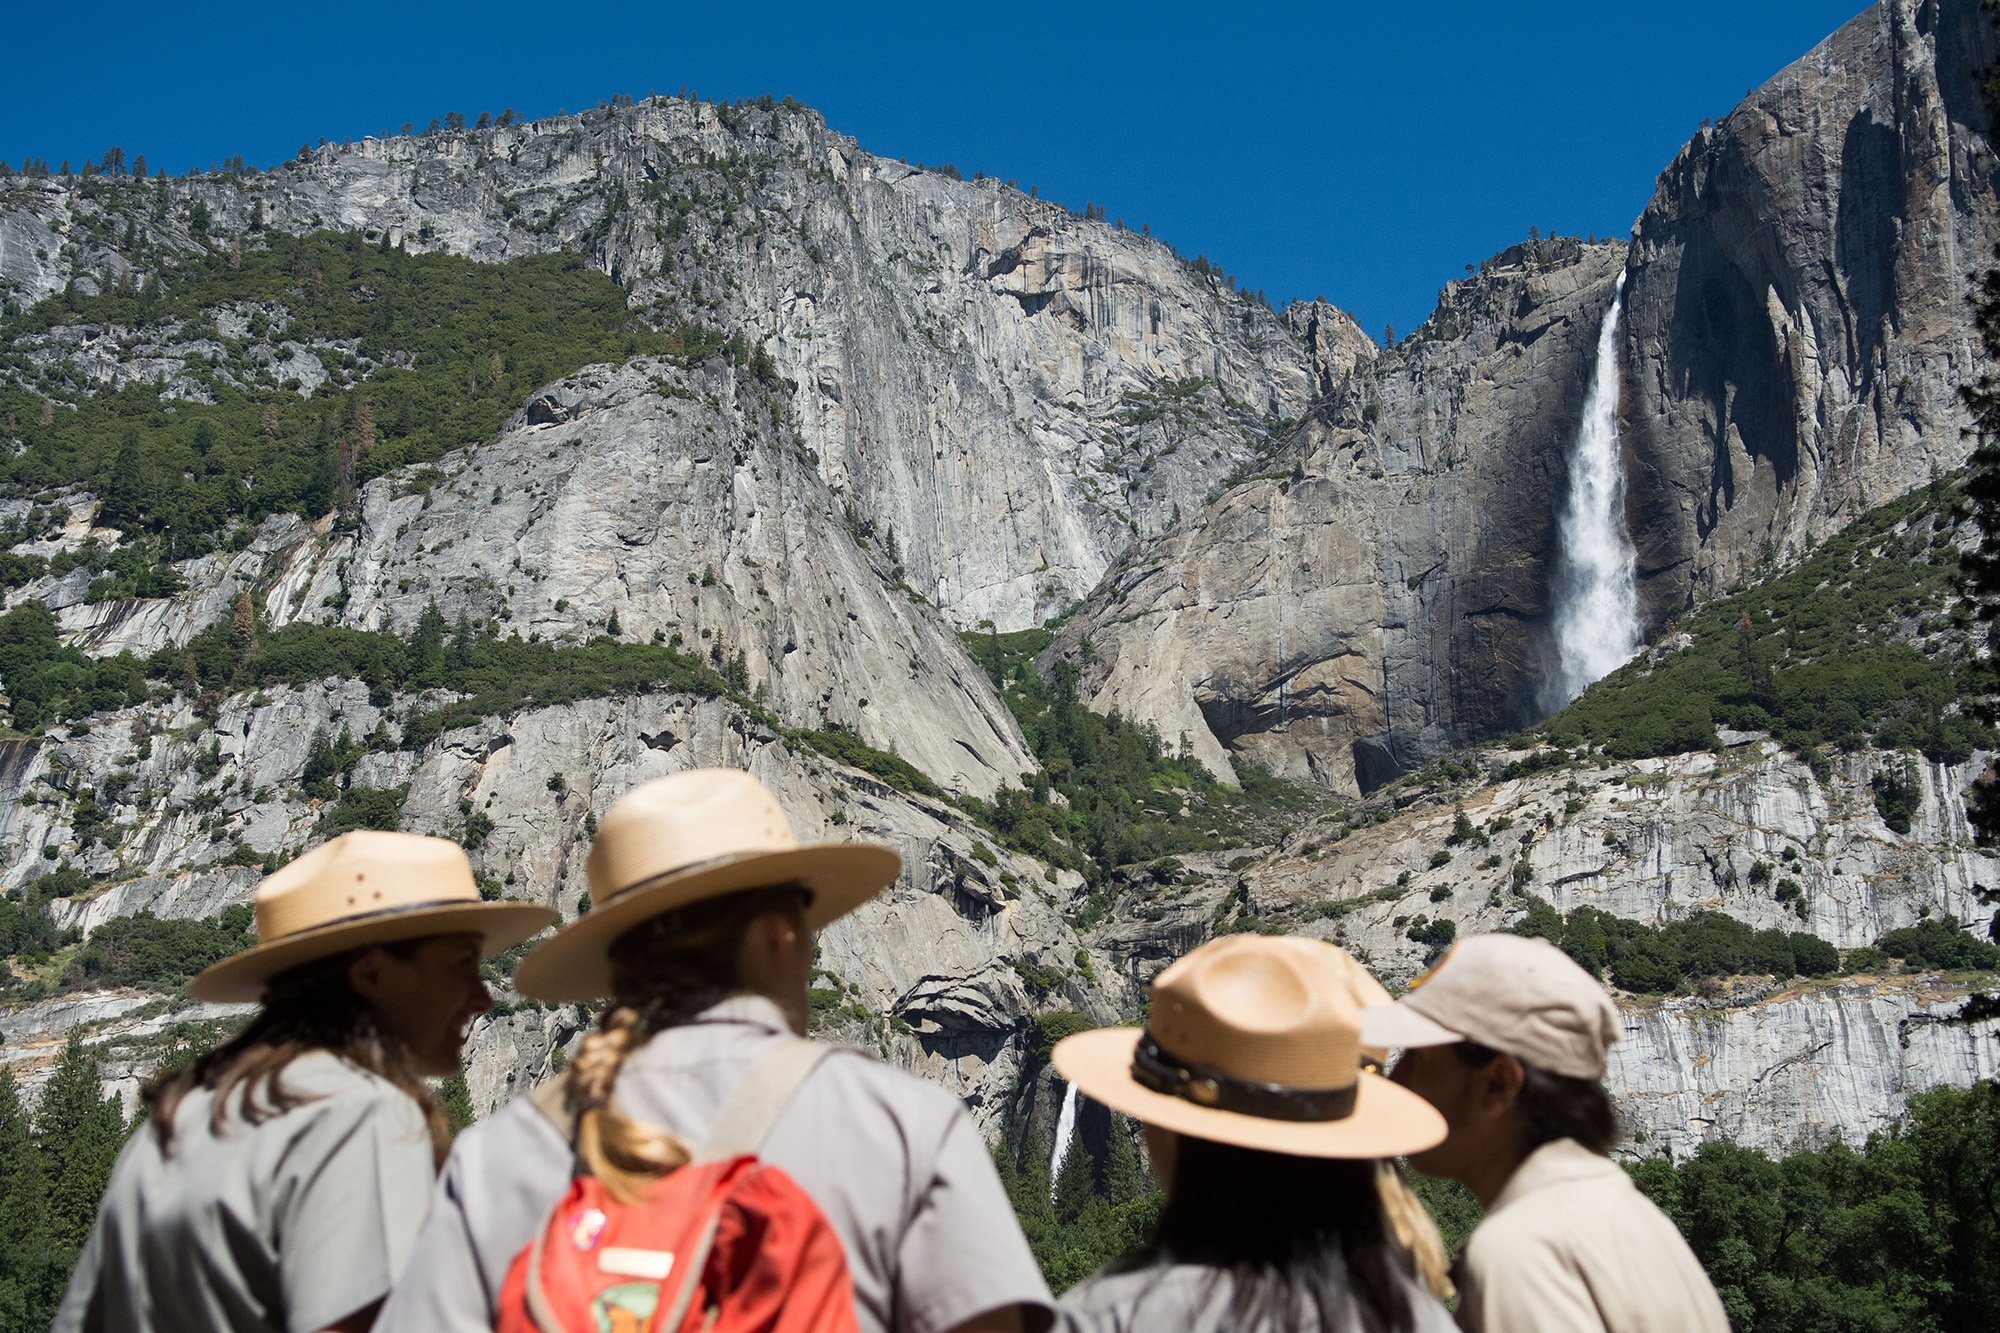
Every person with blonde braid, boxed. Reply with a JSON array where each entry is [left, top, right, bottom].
[[378, 769, 1054, 1333], [54, 832, 553, 1333]]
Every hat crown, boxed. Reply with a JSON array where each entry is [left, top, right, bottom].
[[256, 830, 480, 943], [1149, 936, 1363, 1091], [1407, 934, 1622, 1078], [586, 769, 798, 904]]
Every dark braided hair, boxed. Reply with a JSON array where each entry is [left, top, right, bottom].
[[560, 884, 810, 1203]]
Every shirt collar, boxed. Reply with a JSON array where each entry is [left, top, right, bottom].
[[690, 992, 795, 1032], [1488, 1137, 1628, 1215]]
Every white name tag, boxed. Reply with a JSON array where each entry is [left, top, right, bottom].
[[598, 1247, 676, 1280]]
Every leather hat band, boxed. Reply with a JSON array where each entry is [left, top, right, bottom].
[[1131, 1032, 1359, 1123]]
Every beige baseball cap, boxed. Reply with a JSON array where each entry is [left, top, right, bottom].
[[1358, 933, 1622, 1079]]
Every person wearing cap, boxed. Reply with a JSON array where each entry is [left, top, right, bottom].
[[52, 831, 556, 1333], [1360, 934, 1729, 1333], [375, 767, 1055, 1333], [1051, 934, 1457, 1332]]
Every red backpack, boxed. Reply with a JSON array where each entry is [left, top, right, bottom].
[[496, 1039, 860, 1333]]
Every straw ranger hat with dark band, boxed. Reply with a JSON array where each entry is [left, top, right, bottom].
[[1053, 935, 1447, 1158], [188, 831, 557, 1004], [513, 768, 903, 1003]]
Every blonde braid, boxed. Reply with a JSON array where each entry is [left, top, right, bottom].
[[563, 1005, 692, 1204], [1376, 1159, 1455, 1301]]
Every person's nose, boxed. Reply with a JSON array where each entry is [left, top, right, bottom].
[[467, 975, 495, 1016]]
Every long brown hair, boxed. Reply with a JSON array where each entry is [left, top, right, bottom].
[[561, 885, 808, 1204], [1119, 1137, 1416, 1332], [143, 939, 451, 1165]]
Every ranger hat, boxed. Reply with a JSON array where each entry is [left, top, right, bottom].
[[513, 768, 902, 1003], [1053, 935, 1446, 1158], [188, 831, 556, 1004], [1358, 933, 1622, 1079]]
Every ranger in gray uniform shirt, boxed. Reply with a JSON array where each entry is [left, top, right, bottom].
[[54, 832, 553, 1333], [379, 769, 1054, 1333], [379, 993, 1049, 1333], [57, 1053, 437, 1333]]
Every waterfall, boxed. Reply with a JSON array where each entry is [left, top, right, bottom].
[[1049, 1080, 1079, 1197], [1544, 273, 1639, 711]]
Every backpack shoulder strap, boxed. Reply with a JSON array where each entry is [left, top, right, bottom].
[[524, 1036, 830, 1158], [527, 1075, 574, 1146], [699, 1037, 831, 1162]]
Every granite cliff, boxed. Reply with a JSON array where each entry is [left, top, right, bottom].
[[1056, 0, 2000, 794], [0, 0, 1994, 1171]]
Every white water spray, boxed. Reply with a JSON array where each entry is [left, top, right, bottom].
[[1049, 1080, 1079, 1197], [1544, 273, 1640, 710]]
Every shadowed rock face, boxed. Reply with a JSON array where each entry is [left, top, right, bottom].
[[1055, 0, 2000, 794], [1623, 0, 2000, 616], [1050, 242, 1628, 793]]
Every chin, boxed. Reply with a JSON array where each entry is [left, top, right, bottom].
[[414, 1047, 462, 1079]]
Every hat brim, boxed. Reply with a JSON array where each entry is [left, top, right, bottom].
[[186, 901, 558, 1004], [512, 843, 901, 1003], [1358, 1002, 1466, 1051], [1052, 1027, 1447, 1159]]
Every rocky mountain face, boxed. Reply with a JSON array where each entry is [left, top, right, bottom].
[[1049, 240, 1627, 790], [0, 0, 1995, 1174], [1, 98, 1349, 634], [1625, 0, 2000, 612], [1057, 0, 2000, 794], [1072, 736, 2000, 1157]]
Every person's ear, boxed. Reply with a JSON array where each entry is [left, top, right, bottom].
[[346, 946, 388, 1003], [1474, 1053, 1525, 1119], [759, 909, 800, 953]]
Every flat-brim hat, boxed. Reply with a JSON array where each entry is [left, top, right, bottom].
[[513, 768, 902, 1003], [1054, 935, 1446, 1159], [188, 831, 557, 1004]]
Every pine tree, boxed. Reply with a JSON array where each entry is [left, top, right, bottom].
[[229, 238, 241, 269], [301, 728, 337, 798], [605, 609, 623, 638], [0, 1067, 61, 1329], [37, 1030, 126, 1253], [1051, 1129, 1094, 1225], [437, 1072, 475, 1132], [1101, 1113, 1148, 1206], [97, 428, 150, 532], [450, 611, 476, 671], [38, 400, 52, 427], [261, 402, 278, 436], [410, 601, 447, 685]]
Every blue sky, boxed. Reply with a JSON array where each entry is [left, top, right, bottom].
[[7, 1, 1868, 337]]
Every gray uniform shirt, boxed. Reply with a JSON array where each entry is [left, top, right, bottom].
[[376, 995, 1054, 1333], [1059, 1260, 1458, 1333], [52, 1050, 437, 1333]]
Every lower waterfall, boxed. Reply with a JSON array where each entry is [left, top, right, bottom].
[[1050, 1080, 1079, 1195], [1544, 272, 1640, 711]]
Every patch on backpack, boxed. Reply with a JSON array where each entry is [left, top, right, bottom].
[[591, 1282, 659, 1333]]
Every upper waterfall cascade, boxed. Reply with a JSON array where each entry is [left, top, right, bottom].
[[1544, 271, 1641, 711]]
